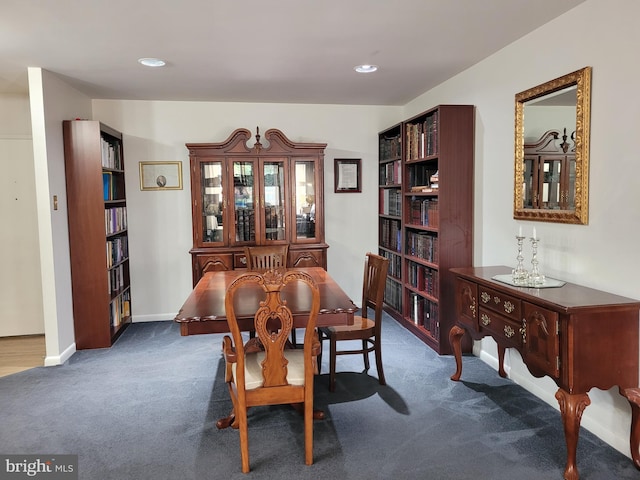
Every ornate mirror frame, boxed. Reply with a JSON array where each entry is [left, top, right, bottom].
[[514, 66, 592, 224]]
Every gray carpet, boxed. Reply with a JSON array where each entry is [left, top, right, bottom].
[[0, 314, 635, 479]]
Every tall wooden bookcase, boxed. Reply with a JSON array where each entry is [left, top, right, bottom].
[[378, 105, 474, 354], [63, 120, 131, 349]]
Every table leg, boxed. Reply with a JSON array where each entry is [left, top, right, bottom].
[[449, 325, 465, 381], [497, 344, 507, 378], [620, 387, 640, 469], [555, 388, 590, 480]]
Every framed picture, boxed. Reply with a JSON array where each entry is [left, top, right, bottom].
[[139, 161, 183, 191], [334, 158, 361, 193]]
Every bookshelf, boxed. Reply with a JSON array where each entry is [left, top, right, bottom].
[[186, 128, 328, 293], [378, 105, 474, 354], [63, 120, 131, 349]]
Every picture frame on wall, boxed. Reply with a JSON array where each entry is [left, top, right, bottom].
[[334, 158, 361, 193], [139, 161, 183, 191]]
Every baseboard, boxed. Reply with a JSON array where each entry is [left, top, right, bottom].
[[44, 342, 76, 366], [132, 314, 175, 323]]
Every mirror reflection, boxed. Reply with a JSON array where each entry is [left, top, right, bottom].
[[514, 67, 591, 224]]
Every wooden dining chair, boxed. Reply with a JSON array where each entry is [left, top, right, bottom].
[[244, 245, 289, 271], [221, 269, 321, 473], [244, 245, 297, 343], [318, 252, 389, 392]]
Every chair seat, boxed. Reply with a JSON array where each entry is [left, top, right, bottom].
[[327, 316, 375, 335], [233, 350, 306, 390]]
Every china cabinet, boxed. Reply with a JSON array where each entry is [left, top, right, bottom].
[[187, 127, 328, 287]]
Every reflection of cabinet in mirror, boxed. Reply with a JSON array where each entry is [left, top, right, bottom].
[[523, 129, 575, 210], [187, 128, 328, 289]]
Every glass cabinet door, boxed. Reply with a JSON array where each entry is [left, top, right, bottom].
[[263, 161, 286, 241], [294, 160, 317, 240], [233, 161, 256, 243], [201, 162, 224, 244]]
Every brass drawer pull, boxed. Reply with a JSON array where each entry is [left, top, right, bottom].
[[504, 325, 515, 338], [481, 313, 491, 326]]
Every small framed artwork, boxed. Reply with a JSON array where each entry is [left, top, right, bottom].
[[139, 161, 183, 191], [334, 158, 361, 193]]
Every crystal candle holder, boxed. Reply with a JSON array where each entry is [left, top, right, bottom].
[[512, 235, 529, 285], [529, 236, 545, 286]]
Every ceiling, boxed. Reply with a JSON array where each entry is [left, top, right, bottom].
[[1, 0, 585, 106]]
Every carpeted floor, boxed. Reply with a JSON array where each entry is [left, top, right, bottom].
[[0, 315, 635, 479]]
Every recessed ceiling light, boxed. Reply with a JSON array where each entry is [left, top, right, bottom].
[[354, 64, 378, 73], [138, 58, 166, 67]]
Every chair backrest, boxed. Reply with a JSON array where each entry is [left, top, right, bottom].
[[361, 253, 390, 326], [244, 245, 289, 271], [224, 269, 320, 389]]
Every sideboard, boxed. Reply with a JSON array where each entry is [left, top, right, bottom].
[[449, 265, 640, 480]]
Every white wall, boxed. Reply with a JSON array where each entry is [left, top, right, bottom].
[[0, 94, 43, 336], [91, 101, 401, 319], [403, 0, 640, 457], [28, 68, 93, 365]]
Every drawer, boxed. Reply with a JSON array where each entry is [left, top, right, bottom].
[[478, 286, 521, 322], [479, 307, 523, 348], [455, 277, 478, 330]]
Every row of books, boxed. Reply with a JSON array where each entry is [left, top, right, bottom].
[[407, 164, 438, 192], [407, 262, 439, 297], [101, 136, 123, 170], [379, 188, 402, 217], [405, 231, 438, 263], [378, 250, 402, 280], [409, 198, 439, 228], [406, 112, 439, 161], [110, 290, 131, 328], [106, 236, 128, 269], [235, 208, 256, 242], [384, 277, 402, 312], [408, 293, 439, 336], [108, 263, 127, 295], [379, 218, 401, 252], [379, 134, 401, 161], [102, 172, 119, 201], [379, 159, 402, 185], [105, 207, 127, 236]]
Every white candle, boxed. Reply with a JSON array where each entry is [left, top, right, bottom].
[[518, 226, 522, 237], [533, 227, 537, 240]]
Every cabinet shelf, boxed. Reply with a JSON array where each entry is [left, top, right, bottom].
[[378, 105, 474, 354]]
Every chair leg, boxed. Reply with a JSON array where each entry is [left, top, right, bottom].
[[362, 339, 370, 371], [375, 339, 386, 386], [291, 328, 297, 347], [304, 398, 314, 465], [237, 408, 250, 473], [329, 335, 337, 392]]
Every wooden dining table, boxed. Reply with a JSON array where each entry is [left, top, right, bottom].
[[174, 267, 357, 335]]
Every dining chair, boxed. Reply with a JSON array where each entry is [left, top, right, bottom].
[[221, 269, 321, 473], [244, 244, 289, 271], [318, 252, 389, 392]]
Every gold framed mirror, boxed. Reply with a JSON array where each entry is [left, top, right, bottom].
[[514, 66, 591, 224]]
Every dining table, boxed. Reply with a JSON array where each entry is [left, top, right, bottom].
[[174, 266, 357, 428], [174, 266, 358, 335]]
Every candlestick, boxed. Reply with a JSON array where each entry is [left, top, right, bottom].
[[529, 236, 545, 286], [512, 234, 529, 285]]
